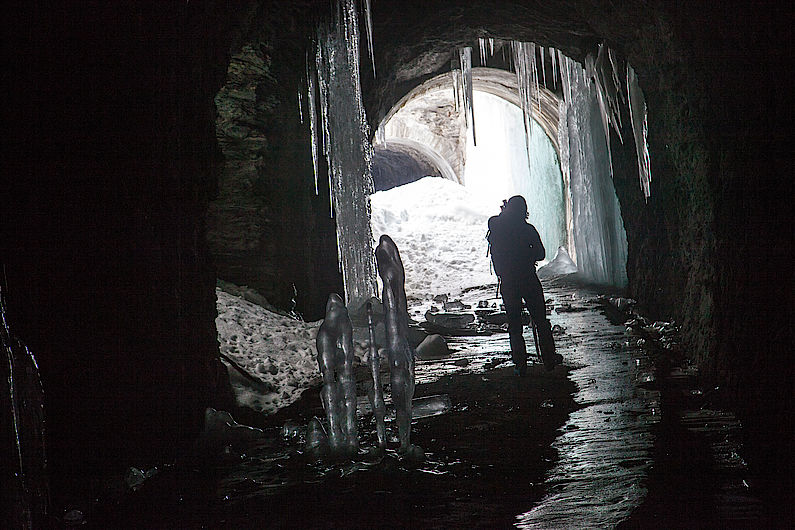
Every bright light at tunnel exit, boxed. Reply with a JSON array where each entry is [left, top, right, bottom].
[[463, 90, 566, 256]]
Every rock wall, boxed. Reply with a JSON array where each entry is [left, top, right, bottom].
[[1, 3, 242, 483], [208, 2, 343, 320]]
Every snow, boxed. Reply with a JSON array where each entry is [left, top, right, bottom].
[[370, 176, 498, 299], [216, 289, 321, 414]]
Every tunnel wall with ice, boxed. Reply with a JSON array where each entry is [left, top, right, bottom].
[[2, 0, 788, 501]]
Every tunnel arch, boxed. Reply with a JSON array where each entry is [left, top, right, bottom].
[[377, 67, 562, 185], [371, 137, 457, 190]]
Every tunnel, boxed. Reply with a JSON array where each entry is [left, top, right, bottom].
[[1, 1, 790, 526]]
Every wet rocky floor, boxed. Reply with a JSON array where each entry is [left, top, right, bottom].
[[84, 276, 776, 528]]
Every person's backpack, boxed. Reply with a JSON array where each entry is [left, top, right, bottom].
[[486, 213, 509, 277]]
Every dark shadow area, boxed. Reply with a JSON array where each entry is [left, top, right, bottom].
[[372, 145, 441, 191], [89, 367, 576, 529]]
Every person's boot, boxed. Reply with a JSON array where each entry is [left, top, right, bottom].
[[539, 321, 562, 370]]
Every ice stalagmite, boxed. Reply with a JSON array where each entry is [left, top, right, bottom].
[[311, 0, 377, 308], [366, 301, 386, 449], [627, 64, 652, 199], [315, 293, 358, 456], [375, 235, 423, 461]]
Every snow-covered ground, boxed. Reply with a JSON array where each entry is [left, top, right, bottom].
[[370, 176, 502, 299], [217, 176, 550, 415], [216, 290, 320, 414]]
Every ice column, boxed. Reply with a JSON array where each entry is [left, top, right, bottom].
[[559, 54, 628, 286], [627, 64, 652, 199], [311, 0, 377, 309]]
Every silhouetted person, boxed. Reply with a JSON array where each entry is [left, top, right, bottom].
[[488, 195, 562, 375], [315, 293, 358, 456]]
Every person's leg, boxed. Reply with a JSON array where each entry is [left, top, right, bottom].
[[501, 277, 528, 373], [522, 275, 560, 368]]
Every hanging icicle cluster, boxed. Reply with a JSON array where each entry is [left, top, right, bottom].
[[511, 41, 543, 168], [304, 0, 378, 308], [508, 40, 652, 200], [450, 47, 477, 146], [627, 64, 652, 200], [477, 37, 495, 66]]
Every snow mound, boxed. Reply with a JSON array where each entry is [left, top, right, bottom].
[[538, 246, 579, 278], [370, 176, 498, 298], [216, 289, 321, 415]]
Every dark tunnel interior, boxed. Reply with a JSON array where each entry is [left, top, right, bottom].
[[1, 0, 791, 526]]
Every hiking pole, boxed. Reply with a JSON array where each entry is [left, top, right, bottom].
[[530, 319, 543, 363]]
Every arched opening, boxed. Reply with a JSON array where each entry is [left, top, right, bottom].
[[371, 138, 456, 191], [369, 63, 627, 299]]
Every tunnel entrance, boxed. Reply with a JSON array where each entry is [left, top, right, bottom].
[[368, 63, 627, 298], [371, 76, 567, 299]]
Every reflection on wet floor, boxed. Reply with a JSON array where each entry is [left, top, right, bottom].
[[516, 283, 660, 528], [118, 278, 769, 528], [214, 279, 665, 528]]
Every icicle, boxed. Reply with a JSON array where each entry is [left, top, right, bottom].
[[560, 49, 572, 105], [478, 37, 488, 66], [627, 64, 652, 199], [511, 40, 537, 169], [489, 37, 494, 56], [375, 121, 385, 146], [531, 42, 540, 109], [451, 63, 460, 112], [539, 45, 547, 88], [550, 47, 557, 89], [298, 89, 304, 124], [364, 0, 376, 77], [459, 47, 476, 145], [307, 55, 320, 195]]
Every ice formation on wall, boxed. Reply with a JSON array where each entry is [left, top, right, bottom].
[[463, 91, 565, 255], [504, 40, 649, 286], [308, 0, 377, 308], [627, 64, 652, 199], [585, 44, 624, 178], [557, 53, 628, 286]]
